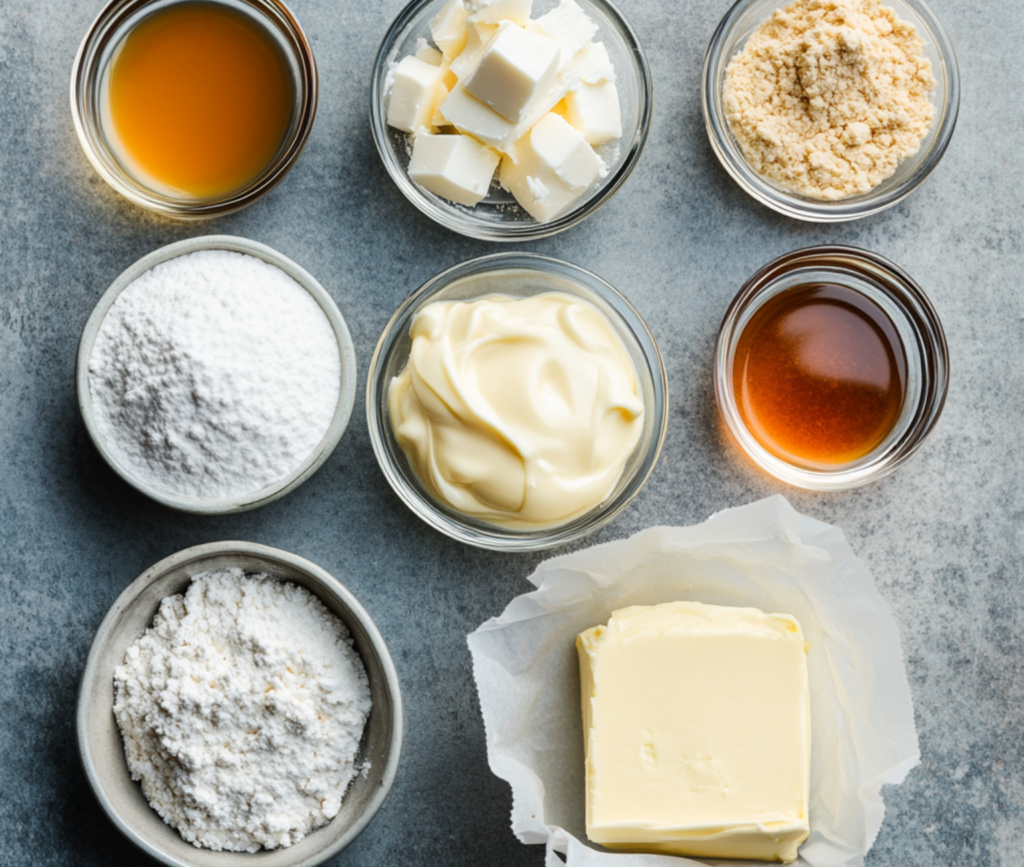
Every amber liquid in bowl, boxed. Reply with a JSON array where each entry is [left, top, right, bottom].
[[105, 1, 293, 200], [733, 283, 907, 466]]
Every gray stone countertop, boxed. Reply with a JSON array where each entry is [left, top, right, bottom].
[[1, 0, 1022, 864]]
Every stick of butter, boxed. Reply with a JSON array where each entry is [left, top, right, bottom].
[[576, 601, 811, 863]]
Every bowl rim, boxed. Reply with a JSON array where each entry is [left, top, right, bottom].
[[69, 0, 318, 220], [75, 540, 404, 867], [714, 244, 950, 490], [701, 0, 961, 222], [369, 0, 654, 241], [76, 234, 358, 514], [366, 251, 669, 550]]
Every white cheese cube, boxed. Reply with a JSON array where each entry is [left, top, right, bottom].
[[565, 80, 621, 144], [449, 22, 499, 81], [430, 0, 469, 59], [465, 0, 531, 26], [572, 40, 616, 84], [409, 133, 500, 206], [528, 0, 597, 56], [499, 112, 603, 221], [414, 37, 444, 66], [440, 84, 518, 147], [387, 55, 446, 133], [464, 24, 561, 123]]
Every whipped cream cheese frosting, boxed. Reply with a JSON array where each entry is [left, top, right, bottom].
[[388, 291, 644, 528]]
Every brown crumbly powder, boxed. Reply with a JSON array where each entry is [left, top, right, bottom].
[[724, 0, 936, 200]]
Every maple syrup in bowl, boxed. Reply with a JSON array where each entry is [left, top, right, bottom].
[[715, 246, 948, 490], [72, 0, 316, 218]]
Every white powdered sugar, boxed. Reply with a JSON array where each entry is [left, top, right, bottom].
[[114, 569, 372, 852], [88, 249, 341, 499]]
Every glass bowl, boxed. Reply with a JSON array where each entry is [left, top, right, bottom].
[[370, 0, 653, 241], [77, 541, 403, 867], [702, 0, 960, 222], [367, 253, 668, 550], [77, 235, 358, 514], [715, 245, 948, 490], [71, 0, 317, 219]]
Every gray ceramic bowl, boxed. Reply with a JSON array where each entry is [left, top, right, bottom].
[[77, 235, 357, 515], [77, 541, 403, 867]]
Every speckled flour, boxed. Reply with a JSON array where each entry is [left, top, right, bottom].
[[88, 249, 342, 499], [113, 569, 372, 852]]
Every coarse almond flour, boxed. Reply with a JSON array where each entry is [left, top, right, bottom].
[[724, 0, 936, 200], [114, 569, 372, 851]]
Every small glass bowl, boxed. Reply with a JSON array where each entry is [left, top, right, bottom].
[[370, 0, 653, 241], [715, 245, 948, 490], [71, 0, 317, 219], [702, 0, 960, 222], [367, 253, 668, 550]]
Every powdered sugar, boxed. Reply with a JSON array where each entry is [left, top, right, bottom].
[[113, 568, 372, 852], [88, 249, 341, 499]]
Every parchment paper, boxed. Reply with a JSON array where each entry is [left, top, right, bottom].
[[467, 495, 920, 867]]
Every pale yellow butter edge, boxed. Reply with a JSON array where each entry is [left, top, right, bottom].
[[576, 600, 812, 864]]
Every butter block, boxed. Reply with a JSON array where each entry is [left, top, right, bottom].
[[430, 0, 469, 59], [565, 80, 621, 144], [528, 0, 597, 56], [408, 132, 499, 206], [466, 0, 532, 26], [499, 112, 603, 221], [388, 55, 446, 133], [464, 24, 561, 123], [576, 601, 811, 863]]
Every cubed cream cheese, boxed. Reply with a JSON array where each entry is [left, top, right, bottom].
[[463, 23, 561, 123], [565, 80, 621, 144], [465, 0, 532, 26], [449, 22, 499, 81], [414, 37, 444, 66], [408, 132, 499, 206], [576, 601, 812, 864], [430, 0, 470, 59], [387, 55, 447, 133], [499, 112, 603, 221], [528, 0, 597, 56], [570, 40, 616, 84]]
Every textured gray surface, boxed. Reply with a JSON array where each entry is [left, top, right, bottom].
[[1, 0, 1022, 865]]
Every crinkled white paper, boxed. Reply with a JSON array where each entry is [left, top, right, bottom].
[[468, 495, 920, 867]]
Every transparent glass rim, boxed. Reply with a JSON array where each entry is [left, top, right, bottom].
[[702, 0, 960, 222], [368, 0, 654, 242], [715, 245, 949, 490], [367, 252, 669, 550], [70, 0, 318, 220]]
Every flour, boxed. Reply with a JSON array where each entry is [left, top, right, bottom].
[[724, 0, 936, 200], [88, 249, 342, 499], [113, 569, 372, 852]]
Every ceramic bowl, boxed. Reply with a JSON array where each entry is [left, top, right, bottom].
[[77, 541, 403, 867], [77, 235, 357, 515], [370, 0, 653, 240], [367, 252, 668, 551], [71, 0, 317, 219], [702, 0, 959, 221]]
